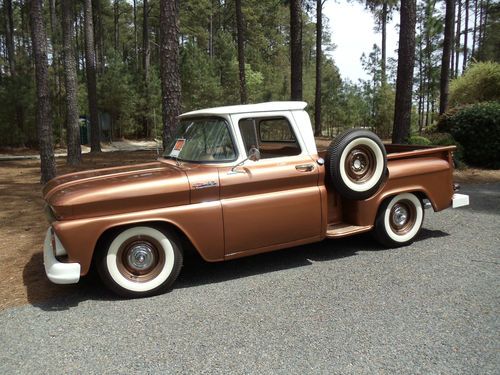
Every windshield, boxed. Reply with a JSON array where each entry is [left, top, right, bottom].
[[163, 117, 236, 163]]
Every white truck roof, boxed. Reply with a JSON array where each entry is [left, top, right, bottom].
[[179, 101, 308, 117]]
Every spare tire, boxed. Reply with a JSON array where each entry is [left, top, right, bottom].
[[327, 128, 387, 200]]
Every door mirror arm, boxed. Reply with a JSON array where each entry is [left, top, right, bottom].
[[229, 147, 260, 174]]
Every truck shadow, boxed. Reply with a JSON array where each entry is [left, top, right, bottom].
[[22, 252, 118, 312], [175, 228, 449, 289], [23, 228, 448, 311]]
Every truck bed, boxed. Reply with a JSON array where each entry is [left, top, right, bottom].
[[319, 143, 456, 237], [318, 143, 456, 161]]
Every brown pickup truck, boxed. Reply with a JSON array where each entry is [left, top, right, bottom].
[[42, 102, 469, 297]]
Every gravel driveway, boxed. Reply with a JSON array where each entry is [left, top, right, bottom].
[[1, 183, 498, 374]]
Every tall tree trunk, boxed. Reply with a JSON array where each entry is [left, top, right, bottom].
[[61, 0, 81, 166], [209, 0, 214, 58], [418, 35, 424, 132], [481, 0, 490, 47], [114, 0, 120, 51], [290, 0, 303, 100], [440, 0, 455, 115], [49, 0, 63, 146], [84, 0, 101, 152], [381, 2, 387, 84], [236, 0, 247, 104], [424, 3, 432, 127], [160, 0, 181, 149], [4, 0, 16, 75], [455, 0, 462, 77], [314, 0, 323, 136], [93, 0, 104, 74], [472, 0, 478, 56], [392, 0, 417, 144], [462, 0, 469, 71], [133, 0, 138, 70], [20, 0, 30, 50], [478, 0, 484, 43], [425, 84, 430, 127], [29, 0, 56, 183], [143, 0, 150, 84], [48, 0, 57, 49], [4, 0, 25, 141], [75, 4, 84, 73], [143, 0, 150, 137]]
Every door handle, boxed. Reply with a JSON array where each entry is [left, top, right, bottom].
[[295, 164, 315, 172]]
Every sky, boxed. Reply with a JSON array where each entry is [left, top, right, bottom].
[[322, 0, 399, 83]]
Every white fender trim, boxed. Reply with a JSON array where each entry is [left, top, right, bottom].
[[43, 228, 81, 284]]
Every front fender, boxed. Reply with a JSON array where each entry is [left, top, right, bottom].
[[52, 201, 224, 275]]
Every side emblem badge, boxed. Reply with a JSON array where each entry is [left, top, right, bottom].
[[192, 181, 218, 189]]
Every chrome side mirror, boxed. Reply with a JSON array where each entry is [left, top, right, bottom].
[[229, 147, 261, 174], [247, 147, 261, 162]]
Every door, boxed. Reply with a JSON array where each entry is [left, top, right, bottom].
[[219, 112, 322, 257]]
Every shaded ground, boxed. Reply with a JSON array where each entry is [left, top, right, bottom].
[[0, 150, 158, 310], [0, 148, 498, 310]]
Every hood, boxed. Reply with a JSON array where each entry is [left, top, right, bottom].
[[44, 162, 190, 220]]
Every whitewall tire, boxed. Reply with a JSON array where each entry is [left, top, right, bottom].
[[373, 193, 424, 248], [327, 129, 387, 200], [97, 226, 183, 297]]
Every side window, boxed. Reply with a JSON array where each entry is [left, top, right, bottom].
[[239, 119, 258, 155], [238, 117, 301, 159], [259, 118, 297, 142]]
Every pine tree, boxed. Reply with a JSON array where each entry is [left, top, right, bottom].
[[393, 0, 417, 143], [84, 0, 101, 152], [61, 0, 82, 165], [236, 0, 247, 104], [290, 0, 303, 100], [29, 0, 56, 183], [160, 0, 181, 148]]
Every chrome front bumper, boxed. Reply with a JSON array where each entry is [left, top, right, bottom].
[[43, 228, 81, 284], [452, 193, 469, 208]]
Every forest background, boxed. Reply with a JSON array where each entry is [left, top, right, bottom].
[[0, 0, 499, 182]]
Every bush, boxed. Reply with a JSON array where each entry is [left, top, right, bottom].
[[449, 62, 500, 107], [408, 135, 432, 146], [441, 102, 500, 169], [426, 132, 465, 168]]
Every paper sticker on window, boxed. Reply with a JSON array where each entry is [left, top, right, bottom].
[[170, 139, 185, 157]]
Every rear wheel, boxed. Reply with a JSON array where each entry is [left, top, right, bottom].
[[373, 193, 424, 248], [97, 226, 183, 297]]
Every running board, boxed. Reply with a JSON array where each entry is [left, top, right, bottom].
[[326, 223, 373, 238]]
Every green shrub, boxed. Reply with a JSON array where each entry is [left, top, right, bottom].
[[449, 62, 500, 107], [408, 135, 432, 146], [442, 102, 500, 169], [426, 132, 465, 169]]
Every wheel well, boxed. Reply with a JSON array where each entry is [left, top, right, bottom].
[[92, 221, 198, 268], [377, 190, 432, 214], [381, 190, 431, 208]]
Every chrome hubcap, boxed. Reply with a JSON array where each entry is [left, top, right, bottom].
[[126, 243, 155, 271], [392, 204, 409, 227], [351, 151, 367, 172], [345, 146, 376, 183]]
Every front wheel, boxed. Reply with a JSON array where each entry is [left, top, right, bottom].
[[373, 193, 424, 248], [97, 226, 183, 297]]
